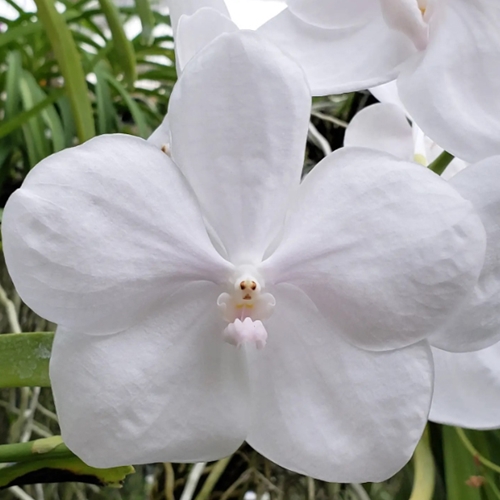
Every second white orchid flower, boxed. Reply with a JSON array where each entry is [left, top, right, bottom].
[[257, 0, 500, 163], [345, 101, 500, 430]]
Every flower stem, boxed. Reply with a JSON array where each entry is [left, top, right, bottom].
[[194, 456, 232, 500], [428, 151, 454, 176], [0, 436, 71, 463], [455, 427, 500, 474], [180, 462, 207, 500], [409, 427, 435, 500]]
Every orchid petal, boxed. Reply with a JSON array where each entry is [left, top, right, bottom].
[[262, 147, 486, 351], [2, 135, 231, 334], [430, 344, 500, 430], [169, 31, 310, 265], [148, 115, 170, 150], [168, 0, 229, 36], [398, 0, 500, 162], [344, 100, 468, 183], [441, 158, 468, 181], [430, 157, 500, 351], [177, 8, 238, 71], [50, 281, 250, 468], [258, 10, 416, 95], [344, 103, 414, 161], [286, 0, 379, 29], [224, 0, 286, 29], [370, 81, 408, 115], [247, 284, 432, 482], [379, 0, 428, 50]]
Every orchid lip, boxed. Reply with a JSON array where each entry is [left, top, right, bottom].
[[217, 265, 276, 348]]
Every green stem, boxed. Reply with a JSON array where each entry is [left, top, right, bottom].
[[409, 427, 435, 500], [455, 427, 500, 474], [194, 456, 232, 500], [0, 438, 134, 488], [485, 474, 500, 500], [428, 151, 454, 176], [0, 436, 71, 463]]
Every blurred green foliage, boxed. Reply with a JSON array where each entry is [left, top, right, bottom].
[[1, 0, 500, 499], [0, 0, 176, 205]]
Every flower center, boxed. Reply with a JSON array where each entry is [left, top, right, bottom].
[[217, 265, 275, 349]]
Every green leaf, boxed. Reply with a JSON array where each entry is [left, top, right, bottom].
[[0, 143, 14, 187], [21, 71, 66, 153], [98, 0, 136, 86], [135, 0, 155, 45], [5, 51, 23, 120], [19, 72, 50, 165], [0, 22, 42, 50], [409, 427, 435, 500], [0, 437, 134, 489], [443, 426, 482, 500], [105, 73, 150, 137], [34, 0, 95, 142], [0, 332, 54, 388], [95, 62, 117, 134], [56, 95, 78, 147]]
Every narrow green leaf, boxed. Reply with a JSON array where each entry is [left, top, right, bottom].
[[95, 63, 117, 134], [0, 9, 83, 50], [22, 72, 66, 152], [98, 0, 136, 86], [135, 0, 155, 45], [56, 95, 77, 147], [443, 426, 482, 500], [5, 51, 23, 120], [34, 0, 95, 142], [0, 332, 54, 388], [0, 143, 14, 188], [0, 143, 12, 169], [21, 124, 39, 168], [40, 100, 66, 153], [19, 72, 50, 164], [0, 90, 64, 138], [105, 73, 150, 137], [0, 437, 134, 489], [0, 22, 41, 49]]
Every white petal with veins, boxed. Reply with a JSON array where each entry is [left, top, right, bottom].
[[2, 135, 231, 335]]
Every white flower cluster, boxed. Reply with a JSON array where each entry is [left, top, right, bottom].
[[3, 0, 500, 483]]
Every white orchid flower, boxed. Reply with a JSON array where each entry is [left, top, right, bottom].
[[148, 0, 239, 151], [431, 343, 500, 430], [257, 0, 500, 163], [346, 98, 468, 179], [2, 31, 488, 481], [345, 102, 500, 429]]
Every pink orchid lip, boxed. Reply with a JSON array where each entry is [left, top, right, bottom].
[[223, 317, 268, 350], [217, 265, 276, 349]]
